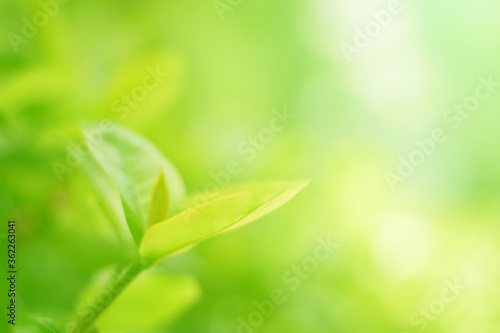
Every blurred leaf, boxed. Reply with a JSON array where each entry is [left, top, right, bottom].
[[140, 180, 310, 264], [81, 154, 131, 244], [29, 313, 63, 333], [95, 272, 200, 332], [147, 170, 170, 228], [84, 123, 185, 244], [0, 66, 73, 110]]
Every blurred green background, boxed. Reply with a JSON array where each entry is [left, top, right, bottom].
[[2, 0, 500, 332]]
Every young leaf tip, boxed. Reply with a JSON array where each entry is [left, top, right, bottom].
[[147, 170, 170, 228], [139, 179, 311, 264]]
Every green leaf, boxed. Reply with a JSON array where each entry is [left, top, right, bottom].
[[84, 123, 185, 244], [140, 180, 310, 264], [147, 170, 170, 228], [81, 154, 131, 244], [95, 272, 200, 332]]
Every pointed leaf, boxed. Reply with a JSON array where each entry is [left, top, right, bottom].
[[140, 180, 310, 264], [84, 123, 185, 244], [147, 170, 170, 228]]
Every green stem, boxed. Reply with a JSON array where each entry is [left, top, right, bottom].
[[69, 258, 148, 333]]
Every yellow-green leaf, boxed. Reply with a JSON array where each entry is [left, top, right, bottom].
[[147, 170, 170, 228], [84, 123, 185, 244], [140, 180, 310, 264]]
